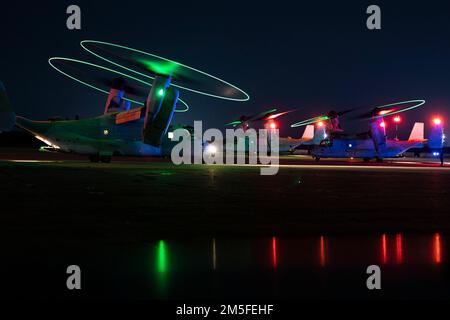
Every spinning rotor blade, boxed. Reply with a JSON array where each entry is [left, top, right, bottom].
[[90, 75, 147, 98], [265, 109, 298, 120], [225, 108, 278, 126], [291, 108, 355, 128], [86, 44, 197, 84], [355, 100, 425, 120], [226, 108, 297, 127], [249, 108, 278, 121]]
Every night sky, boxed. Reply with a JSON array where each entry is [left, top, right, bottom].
[[2, 0, 450, 137]]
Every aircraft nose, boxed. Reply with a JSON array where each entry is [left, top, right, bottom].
[[15, 116, 52, 136]]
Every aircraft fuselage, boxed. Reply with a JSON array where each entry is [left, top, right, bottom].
[[16, 113, 177, 157], [311, 136, 423, 159]]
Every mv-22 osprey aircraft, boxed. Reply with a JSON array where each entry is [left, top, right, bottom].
[[0, 75, 181, 163], [291, 101, 445, 162], [0, 41, 250, 162], [225, 108, 315, 153]]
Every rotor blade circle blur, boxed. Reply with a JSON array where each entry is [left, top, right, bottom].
[[48, 57, 189, 112], [80, 40, 250, 102]]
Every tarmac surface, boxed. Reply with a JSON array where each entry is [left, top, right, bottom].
[[2, 148, 450, 300], [1, 148, 449, 245]]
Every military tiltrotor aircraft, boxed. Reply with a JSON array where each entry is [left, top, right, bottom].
[[290, 100, 445, 162], [225, 108, 315, 153], [0, 40, 249, 162], [1, 72, 184, 163]]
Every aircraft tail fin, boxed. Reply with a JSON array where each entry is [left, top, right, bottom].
[[0, 81, 16, 132], [408, 122, 424, 141], [302, 125, 314, 140]]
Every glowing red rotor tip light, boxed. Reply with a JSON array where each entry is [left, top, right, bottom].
[[317, 121, 324, 127], [433, 117, 442, 125], [270, 122, 277, 129], [378, 109, 395, 116], [379, 121, 386, 128], [393, 116, 401, 123]]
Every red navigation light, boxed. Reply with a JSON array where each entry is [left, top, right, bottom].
[[379, 121, 386, 128], [265, 120, 278, 130], [433, 117, 442, 125], [393, 116, 402, 123], [317, 121, 324, 128]]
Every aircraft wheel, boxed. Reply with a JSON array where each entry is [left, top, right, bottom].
[[363, 158, 371, 162], [376, 157, 383, 163], [89, 154, 100, 163], [100, 156, 112, 163], [314, 156, 320, 162]]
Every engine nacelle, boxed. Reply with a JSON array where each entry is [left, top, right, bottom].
[[142, 86, 178, 147], [369, 118, 387, 152]]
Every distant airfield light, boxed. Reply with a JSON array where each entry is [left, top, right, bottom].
[[103, 129, 109, 136], [433, 117, 442, 125], [168, 132, 174, 140], [393, 116, 402, 123], [348, 144, 353, 148], [433, 152, 440, 157]]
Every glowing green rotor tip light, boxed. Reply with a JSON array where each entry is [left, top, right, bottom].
[[158, 89, 164, 96]]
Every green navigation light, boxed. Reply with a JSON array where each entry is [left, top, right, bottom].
[[157, 89, 164, 97]]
